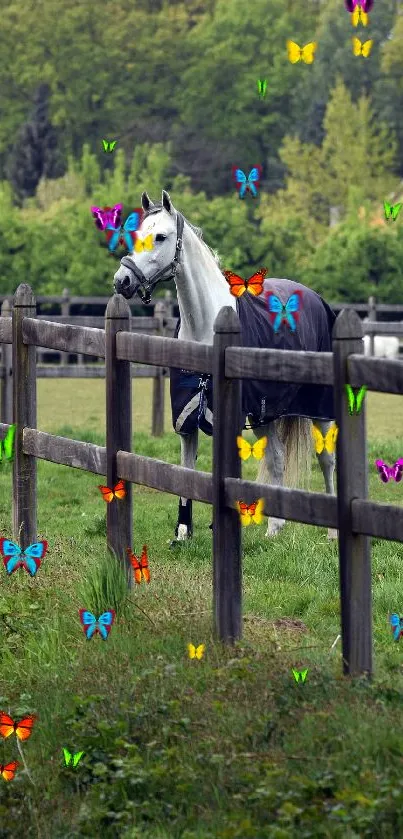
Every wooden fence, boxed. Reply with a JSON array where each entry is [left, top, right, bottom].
[[2, 283, 403, 678]]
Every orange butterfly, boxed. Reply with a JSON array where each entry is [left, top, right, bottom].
[[236, 499, 265, 525], [0, 711, 37, 741], [223, 268, 267, 298], [127, 544, 150, 584], [97, 480, 126, 503], [0, 761, 19, 781]]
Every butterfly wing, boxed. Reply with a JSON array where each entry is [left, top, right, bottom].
[[0, 712, 16, 738], [21, 541, 48, 577], [102, 140, 108, 151], [324, 425, 338, 453], [195, 644, 205, 659], [375, 460, 390, 483], [139, 545, 150, 583], [79, 609, 97, 639], [91, 206, 108, 231], [109, 141, 117, 151], [300, 669, 308, 682], [355, 385, 367, 413], [392, 203, 402, 221], [223, 271, 247, 298], [0, 538, 23, 575], [361, 0, 373, 10], [345, 0, 358, 9], [236, 501, 252, 525], [384, 201, 392, 220], [312, 425, 325, 454], [265, 293, 284, 333], [73, 751, 85, 767], [232, 167, 247, 198], [352, 37, 363, 56], [345, 384, 355, 414], [251, 498, 265, 524], [287, 40, 302, 63], [187, 643, 196, 659], [14, 715, 36, 741], [237, 436, 252, 460], [106, 226, 122, 252], [246, 268, 266, 296], [3, 424, 16, 461], [98, 485, 114, 503], [393, 461, 403, 483], [128, 549, 142, 584], [246, 166, 262, 197], [106, 204, 123, 229], [251, 436, 267, 460], [0, 761, 19, 781], [63, 748, 72, 766], [301, 42, 317, 64], [97, 610, 115, 640], [284, 292, 302, 331], [292, 668, 299, 682], [389, 613, 402, 641], [113, 480, 126, 500], [362, 39, 373, 57]]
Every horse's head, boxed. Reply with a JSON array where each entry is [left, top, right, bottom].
[[113, 189, 183, 304]]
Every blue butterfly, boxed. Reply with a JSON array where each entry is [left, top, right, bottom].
[[265, 290, 303, 333], [79, 609, 115, 640], [232, 166, 262, 198], [389, 613, 403, 641], [0, 538, 48, 576], [105, 210, 143, 252]]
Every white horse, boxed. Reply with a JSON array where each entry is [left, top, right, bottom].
[[362, 318, 400, 359], [114, 190, 337, 542]]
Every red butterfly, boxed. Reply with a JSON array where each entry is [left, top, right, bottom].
[[127, 545, 150, 584], [0, 761, 19, 782], [98, 480, 126, 503], [223, 269, 267, 298], [0, 711, 37, 741]]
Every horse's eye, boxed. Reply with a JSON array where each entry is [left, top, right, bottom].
[[155, 234, 166, 242]]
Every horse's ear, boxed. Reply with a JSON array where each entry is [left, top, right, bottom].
[[141, 192, 154, 211], [162, 190, 172, 213]]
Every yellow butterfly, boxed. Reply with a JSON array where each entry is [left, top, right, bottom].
[[236, 498, 265, 526], [286, 40, 317, 64], [236, 435, 267, 461], [311, 424, 338, 455], [134, 234, 153, 252], [351, 5, 369, 26], [187, 643, 205, 660], [352, 37, 373, 57]]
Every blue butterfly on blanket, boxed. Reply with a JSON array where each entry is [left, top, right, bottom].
[[264, 289, 303, 333]]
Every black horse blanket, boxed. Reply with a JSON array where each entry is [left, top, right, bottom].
[[170, 279, 336, 436]]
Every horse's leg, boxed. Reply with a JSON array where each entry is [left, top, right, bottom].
[[173, 429, 199, 542], [253, 421, 286, 537], [312, 419, 337, 541]]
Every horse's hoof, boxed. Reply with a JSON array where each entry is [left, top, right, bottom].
[[327, 528, 338, 541], [265, 520, 286, 537], [169, 539, 184, 549]]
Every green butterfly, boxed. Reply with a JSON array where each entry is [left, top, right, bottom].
[[63, 748, 85, 767], [257, 79, 267, 97], [0, 424, 16, 462], [292, 668, 308, 683], [384, 201, 402, 221], [345, 384, 367, 415], [102, 139, 117, 153]]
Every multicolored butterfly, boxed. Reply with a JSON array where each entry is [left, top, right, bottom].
[[265, 290, 302, 332], [0, 538, 48, 577], [352, 37, 373, 57], [237, 436, 267, 461], [375, 459, 403, 483], [105, 210, 143, 252], [311, 424, 338, 455], [345, 0, 373, 13], [127, 545, 150, 584], [91, 204, 122, 231], [0, 712, 37, 741], [0, 761, 19, 782], [102, 140, 117, 152], [257, 79, 267, 97], [0, 424, 16, 462], [187, 643, 205, 660], [134, 234, 153, 253], [79, 609, 115, 640], [232, 166, 262, 198], [223, 269, 267, 298], [286, 40, 317, 64], [345, 384, 367, 414], [63, 748, 85, 767], [389, 613, 403, 641], [236, 499, 265, 525], [97, 480, 126, 503], [384, 201, 402, 222]]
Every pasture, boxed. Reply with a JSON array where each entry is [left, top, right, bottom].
[[0, 378, 403, 838]]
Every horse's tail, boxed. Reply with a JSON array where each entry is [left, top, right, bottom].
[[257, 417, 312, 489]]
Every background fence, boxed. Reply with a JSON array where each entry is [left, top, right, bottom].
[[2, 283, 403, 678]]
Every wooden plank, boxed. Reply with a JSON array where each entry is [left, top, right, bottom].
[[212, 307, 243, 643], [352, 499, 403, 542], [363, 322, 403, 335], [333, 309, 372, 677], [13, 285, 37, 546], [105, 295, 133, 586], [224, 478, 338, 528], [117, 330, 213, 373], [35, 365, 164, 378], [226, 346, 334, 385], [117, 451, 212, 502], [22, 318, 106, 358], [348, 355, 403, 394], [0, 315, 12, 343], [23, 428, 106, 474], [1, 302, 12, 423], [35, 315, 158, 331]]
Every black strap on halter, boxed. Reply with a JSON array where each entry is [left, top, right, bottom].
[[120, 211, 185, 304]]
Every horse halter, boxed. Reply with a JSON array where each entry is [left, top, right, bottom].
[[119, 209, 185, 304]]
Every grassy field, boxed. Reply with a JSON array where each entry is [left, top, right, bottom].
[[0, 379, 403, 839]]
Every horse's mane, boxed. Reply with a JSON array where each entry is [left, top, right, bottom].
[[143, 202, 222, 267]]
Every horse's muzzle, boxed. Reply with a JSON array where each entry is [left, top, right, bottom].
[[114, 272, 138, 300]]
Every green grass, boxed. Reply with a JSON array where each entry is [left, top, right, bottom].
[[0, 380, 403, 838]]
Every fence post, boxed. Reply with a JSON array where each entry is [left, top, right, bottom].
[[1, 299, 13, 424], [105, 294, 133, 587], [151, 299, 166, 436], [13, 284, 37, 546], [212, 307, 243, 643], [60, 287, 70, 365], [368, 295, 376, 356], [333, 309, 372, 677]]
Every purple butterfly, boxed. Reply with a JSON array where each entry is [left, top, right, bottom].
[[91, 204, 122, 231], [344, 0, 373, 11], [375, 459, 403, 484]]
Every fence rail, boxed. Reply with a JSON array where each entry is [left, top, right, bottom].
[[2, 283, 403, 678]]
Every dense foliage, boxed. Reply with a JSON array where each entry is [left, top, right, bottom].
[[0, 0, 402, 301]]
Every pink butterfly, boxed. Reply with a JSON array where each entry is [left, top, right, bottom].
[[91, 204, 122, 231], [344, 0, 373, 10], [375, 459, 403, 484]]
